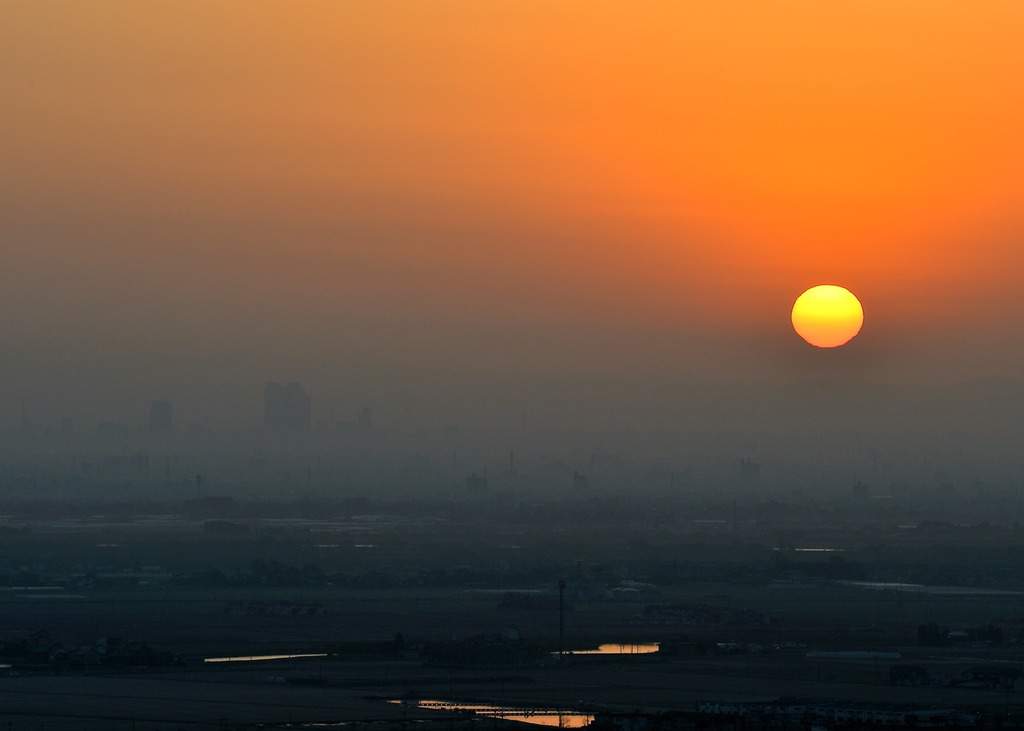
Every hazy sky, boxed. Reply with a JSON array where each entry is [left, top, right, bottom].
[[4, 2, 1024, 426]]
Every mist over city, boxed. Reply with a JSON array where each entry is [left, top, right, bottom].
[[3, 370, 1024, 513], [5, 2, 1024, 729]]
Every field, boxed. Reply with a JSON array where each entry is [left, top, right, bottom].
[[2, 510, 1024, 728]]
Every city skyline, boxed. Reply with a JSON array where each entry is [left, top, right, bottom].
[[2, 3, 1024, 514], [4, 7, 1024, 725]]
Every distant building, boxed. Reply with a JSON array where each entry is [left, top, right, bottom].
[[148, 400, 172, 434], [337, 407, 373, 436], [264, 382, 311, 432], [739, 457, 760, 480]]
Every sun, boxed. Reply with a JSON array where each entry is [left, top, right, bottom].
[[791, 285, 864, 348]]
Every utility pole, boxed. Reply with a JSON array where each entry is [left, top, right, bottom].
[[558, 578, 566, 661]]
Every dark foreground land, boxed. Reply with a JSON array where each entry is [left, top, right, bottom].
[[3, 498, 1024, 729]]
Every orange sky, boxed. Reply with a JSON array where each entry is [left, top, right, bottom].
[[3, 1, 1024, 399]]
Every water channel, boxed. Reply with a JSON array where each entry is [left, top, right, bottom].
[[392, 699, 593, 728], [204, 652, 328, 663], [569, 642, 659, 655]]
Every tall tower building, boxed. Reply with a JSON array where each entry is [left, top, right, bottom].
[[264, 382, 311, 432]]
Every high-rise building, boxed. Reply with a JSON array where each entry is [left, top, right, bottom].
[[148, 400, 173, 434], [264, 382, 311, 432]]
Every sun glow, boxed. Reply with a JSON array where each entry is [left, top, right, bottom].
[[791, 285, 864, 348]]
